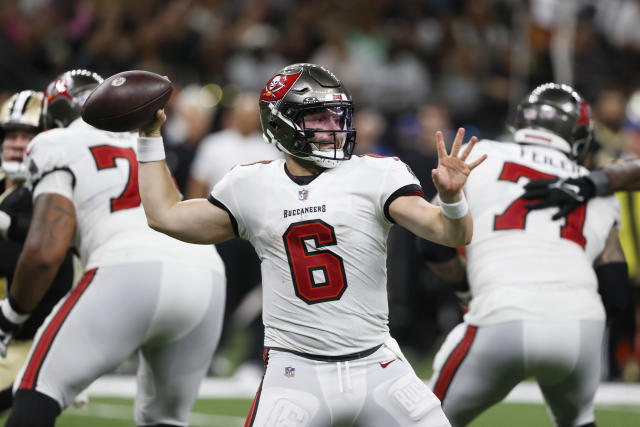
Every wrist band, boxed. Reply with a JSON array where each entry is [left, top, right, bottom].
[[438, 194, 469, 219], [137, 137, 166, 162], [1, 298, 29, 325]]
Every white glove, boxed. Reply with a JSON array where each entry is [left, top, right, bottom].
[[0, 210, 10, 240]]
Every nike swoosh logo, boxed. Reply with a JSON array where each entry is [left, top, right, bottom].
[[380, 359, 396, 368]]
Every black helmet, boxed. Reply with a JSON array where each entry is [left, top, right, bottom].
[[0, 90, 44, 140], [43, 69, 103, 129], [259, 63, 356, 168], [513, 83, 593, 163]]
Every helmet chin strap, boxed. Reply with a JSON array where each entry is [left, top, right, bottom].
[[1, 160, 29, 181]]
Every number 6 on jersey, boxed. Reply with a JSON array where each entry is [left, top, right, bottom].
[[283, 220, 348, 304]]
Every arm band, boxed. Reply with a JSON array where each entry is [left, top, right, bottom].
[[0, 297, 29, 325], [438, 194, 469, 219], [595, 262, 630, 322], [137, 137, 166, 162]]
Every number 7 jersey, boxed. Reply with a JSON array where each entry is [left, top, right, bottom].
[[210, 155, 422, 355], [25, 119, 219, 271], [462, 140, 620, 325]]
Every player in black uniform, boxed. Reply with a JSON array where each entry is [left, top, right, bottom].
[[0, 90, 75, 411]]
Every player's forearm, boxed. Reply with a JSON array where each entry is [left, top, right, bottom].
[[392, 197, 472, 247], [10, 249, 64, 312], [601, 158, 640, 194], [9, 194, 75, 312], [439, 212, 473, 247], [138, 160, 182, 233]]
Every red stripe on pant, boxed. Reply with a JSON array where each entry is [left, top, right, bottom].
[[433, 324, 478, 402], [19, 268, 98, 391], [245, 348, 269, 427]]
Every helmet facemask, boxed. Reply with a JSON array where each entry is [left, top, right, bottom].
[[260, 63, 357, 169], [0, 90, 43, 180]]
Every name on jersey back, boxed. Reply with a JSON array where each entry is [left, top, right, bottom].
[[519, 146, 581, 174]]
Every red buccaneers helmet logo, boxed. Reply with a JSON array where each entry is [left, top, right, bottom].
[[577, 101, 591, 127], [260, 72, 302, 101]]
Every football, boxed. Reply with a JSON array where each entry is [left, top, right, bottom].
[[81, 70, 173, 132]]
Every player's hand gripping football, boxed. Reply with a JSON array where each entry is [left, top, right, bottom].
[[139, 109, 167, 138], [432, 128, 487, 203], [0, 298, 28, 358]]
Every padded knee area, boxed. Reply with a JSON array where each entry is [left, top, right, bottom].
[[5, 389, 60, 427]]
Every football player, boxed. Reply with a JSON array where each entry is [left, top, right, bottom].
[[423, 83, 627, 427], [2, 70, 226, 427], [0, 90, 75, 412], [136, 63, 486, 427], [522, 90, 640, 216]]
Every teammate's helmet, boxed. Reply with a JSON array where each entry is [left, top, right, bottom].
[[0, 90, 44, 141], [43, 69, 103, 129], [259, 63, 356, 168], [513, 83, 593, 163]]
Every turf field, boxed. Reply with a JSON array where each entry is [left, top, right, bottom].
[[1, 397, 637, 426]]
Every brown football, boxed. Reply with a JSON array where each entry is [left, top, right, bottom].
[[81, 70, 172, 132]]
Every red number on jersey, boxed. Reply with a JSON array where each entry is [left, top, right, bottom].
[[283, 220, 348, 304], [494, 162, 587, 248], [89, 145, 140, 212]]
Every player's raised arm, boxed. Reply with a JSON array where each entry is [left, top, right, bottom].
[[137, 110, 235, 244], [389, 128, 486, 247]]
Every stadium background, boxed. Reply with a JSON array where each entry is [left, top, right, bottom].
[[1, 0, 640, 425]]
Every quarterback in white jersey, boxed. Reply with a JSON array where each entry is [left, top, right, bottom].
[[2, 70, 226, 427], [137, 63, 486, 427], [427, 84, 627, 427]]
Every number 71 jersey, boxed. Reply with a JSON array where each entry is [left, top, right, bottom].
[[462, 140, 620, 325], [210, 155, 422, 355]]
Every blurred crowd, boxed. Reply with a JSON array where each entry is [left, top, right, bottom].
[[1, 0, 640, 381]]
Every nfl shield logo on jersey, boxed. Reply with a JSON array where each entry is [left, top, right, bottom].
[[284, 366, 295, 377], [298, 189, 308, 201]]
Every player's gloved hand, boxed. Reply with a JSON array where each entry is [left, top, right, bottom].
[[522, 176, 595, 220], [0, 298, 29, 358], [0, 210, 11, 240]]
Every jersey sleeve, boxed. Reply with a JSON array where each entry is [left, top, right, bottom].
[[377, 157, 424, 223], [32, 170, 74, 201], [208, 165, 243, 239], [26, 130, 76, 191]]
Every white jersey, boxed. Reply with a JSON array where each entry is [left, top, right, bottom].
[[210, 155, 422, 355], [26, 119, 223, 273], [462, 140, 620, 325]]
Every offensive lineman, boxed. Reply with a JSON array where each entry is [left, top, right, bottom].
[[1, 70, 226, 427], [424, 83, 626, 427], [136, 63, 486, 426], [0, 91, 75, 411]]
